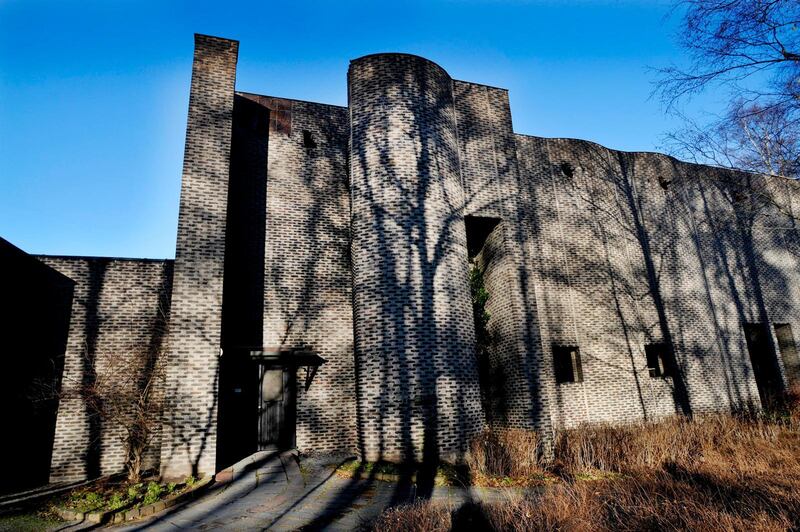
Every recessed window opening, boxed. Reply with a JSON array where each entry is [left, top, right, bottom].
[[302, 130, 317, 149], [553, 344, 583, 384], [645, 343, 673, 378], [743, 323, 785, 404], [464, 215, 502, 259], [560, 162, 574, 178], [774, 323, 800, 387]]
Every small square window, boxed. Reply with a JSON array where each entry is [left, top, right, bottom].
[[645, 343, 672, 378], [553, 345, 583, 384]]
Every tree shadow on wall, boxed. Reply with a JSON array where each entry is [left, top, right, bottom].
[[348, 57, 516, 508], [31, 256, 177, 484], [535, 138, 796, 422], [694, 167, 793, 404], [161, 165, 230, 479]]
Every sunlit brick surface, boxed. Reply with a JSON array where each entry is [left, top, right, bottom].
[[158, 34, 239, 479], [349, 54, 485, 462], [43, 38, 800, 480]]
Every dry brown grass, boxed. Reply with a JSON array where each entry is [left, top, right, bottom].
[[553, 410, 800, 477], [466, 427, 543, 481], [370, 500, 451, 532], [372, 391, 800, 531]]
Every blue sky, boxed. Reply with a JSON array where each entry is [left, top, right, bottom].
[[0, 0, 714, 259]]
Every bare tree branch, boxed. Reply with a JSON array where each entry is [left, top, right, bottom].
[[656, 0, 800, 179]]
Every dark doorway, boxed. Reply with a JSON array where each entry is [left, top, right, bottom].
[[743, 323, 784, 405], [217, 94, 270, 471], [216, 353, 258, 470], [217, 356, 297, 468], [258, 364, 296, 450]]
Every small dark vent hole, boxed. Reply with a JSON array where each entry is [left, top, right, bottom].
[[658, 176, 672, 190], [302, 130, 317, 149], [560, 162, 574, 178]]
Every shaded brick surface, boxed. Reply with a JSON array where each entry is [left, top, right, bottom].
[[349, 54, 485, 462], [516, 136, 800, 427], [38, 256, 173, 482], [236, 93, 358, 454]]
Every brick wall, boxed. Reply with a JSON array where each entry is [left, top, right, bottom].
[[349, 54, 485, 463], [234, 92, 358, 455], [514, 136, 800, 428], [38, 256, 172, 482], [159, 34, 238, 479], [37, 41, 800, 477], [454, 81, 554, 439]]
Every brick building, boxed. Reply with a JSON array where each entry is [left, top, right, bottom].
[[9, 34, 800, 483]]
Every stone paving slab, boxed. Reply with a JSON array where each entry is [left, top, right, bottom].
[[111, 454, 535, 531]]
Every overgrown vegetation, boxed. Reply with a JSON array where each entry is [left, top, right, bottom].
[[55, 474, 195, 514], [372, 389, 800, 530], [469, 264, 491, 360], [0, 511, 63, 532], [470, 263, 495, 412], [32, 304, 171, 483], [467, 428, 555, 487]]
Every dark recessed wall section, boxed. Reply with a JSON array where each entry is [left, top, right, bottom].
[[553, 345, 583, 384], [0, 238, 73, 493], [645, 343, 673, 378], [218, 94, 270, 470], [743, 323, 785, 405]]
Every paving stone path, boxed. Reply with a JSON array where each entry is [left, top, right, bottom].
[[109, 452, 526, 531]]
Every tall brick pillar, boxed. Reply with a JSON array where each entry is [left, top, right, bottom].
[[349, 54, 485, 463], [160, 34, 238, 479]]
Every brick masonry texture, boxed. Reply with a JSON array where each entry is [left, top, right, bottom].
[[159, 34, 238, 479], [36, 256, 172, 482], [515, 136, 800, 427], [234, 92, 358, 456], [35, 36, 800, 480], [349, 54, 485, 462], [454, 81, 554, 439]]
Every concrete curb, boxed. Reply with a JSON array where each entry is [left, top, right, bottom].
[[112, 477, 213, 524], [53, 477, 214, 526], [215, 450, 298, 486]]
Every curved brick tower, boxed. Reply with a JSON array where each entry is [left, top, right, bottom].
[[348, 54, 485, 463]]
